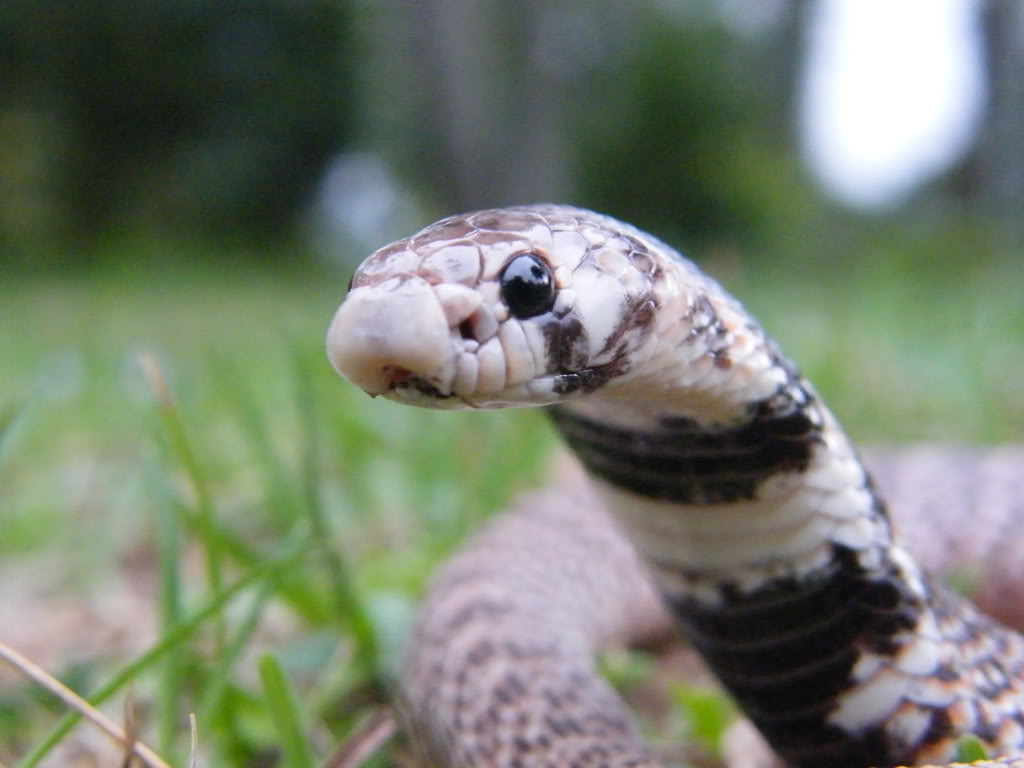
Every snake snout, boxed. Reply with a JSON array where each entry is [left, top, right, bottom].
[[326, 276, 456, 396]]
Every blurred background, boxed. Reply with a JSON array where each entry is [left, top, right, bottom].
[[4, 0, 1024, 261], [2, 1, 1023, 766]]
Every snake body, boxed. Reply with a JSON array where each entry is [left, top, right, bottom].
[[326, 205, 1024, 767]]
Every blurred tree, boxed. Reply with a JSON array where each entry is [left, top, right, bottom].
[[356, 1, 817, 255], [0, 0, 354, 259], [569, 3, 817, 251], [957, 0, 1024, 236], [351, 0, 571, 213], [9, 0, 1013, 267]]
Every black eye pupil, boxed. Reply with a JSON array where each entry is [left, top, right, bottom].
[[500, 254, 555, 318]]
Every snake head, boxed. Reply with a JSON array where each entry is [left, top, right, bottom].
[[326, 205, 667, 409]]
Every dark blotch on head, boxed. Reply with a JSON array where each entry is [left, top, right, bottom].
[[540, 315, 590, 375], [558, 317, 588, 370], [550, 374, 582, 396], [595, 297, 658, 364]]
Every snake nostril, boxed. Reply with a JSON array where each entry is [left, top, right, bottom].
[[456, 306, 498, 344]]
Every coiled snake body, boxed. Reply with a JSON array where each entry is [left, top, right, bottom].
[[327, 205, 1024, 767]]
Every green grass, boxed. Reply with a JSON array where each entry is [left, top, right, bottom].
[[0, 229, 1021, 765], [0, 254, 555, 765]]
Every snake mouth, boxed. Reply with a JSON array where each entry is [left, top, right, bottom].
[[381, 368, 464, 409], [388, 369, 454, 400]]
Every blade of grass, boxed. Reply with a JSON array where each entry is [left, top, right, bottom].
[[0, 643, 171, 768], [0, 398, 31, 465], [670, 684, 737, 757], [195, 576, 276, 724], [188, 713, 198, 768], [142, 353, 330, 624], [212, 356, 299, 531], [153, 462, 183, 762], [322, 385, 397, 524], [321, 708, 395, 768], [141, 353, 226, 651], [16, 533, 309, 768], [174, 503, 329, 622], [259, 653, 316, 768], [955, 733, 990, 762], [294, 354, 378, 669]]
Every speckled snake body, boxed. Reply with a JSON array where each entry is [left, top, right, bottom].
[[326, 205, 1024, 767]]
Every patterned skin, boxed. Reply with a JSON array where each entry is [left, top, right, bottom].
[[327, 205, 1024, 768]]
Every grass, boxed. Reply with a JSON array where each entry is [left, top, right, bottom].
[[0, 226, 1021, 766], [0, 254, 553, 766]]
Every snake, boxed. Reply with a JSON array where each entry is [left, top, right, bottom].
[[325, 204, 1024, 767]]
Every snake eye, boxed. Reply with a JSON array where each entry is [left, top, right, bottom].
[[500, 254, 555, 318]]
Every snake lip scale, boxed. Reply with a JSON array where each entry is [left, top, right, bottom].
[[327, 204, 1024, 768]]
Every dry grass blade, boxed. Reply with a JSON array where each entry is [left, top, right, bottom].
[[121, 689, 138, 768], [0, 642, 172, 768], [189, 713, 198, 768], [139, 351, 174, 408], [322, 709, 396, 768]]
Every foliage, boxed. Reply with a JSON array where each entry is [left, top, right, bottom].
[[671, 685, 737, 756], [570, 9, 813, 251], [0, 252, 556, 765], [0, 0, 354, 257], [955, 733, 990, 763]]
